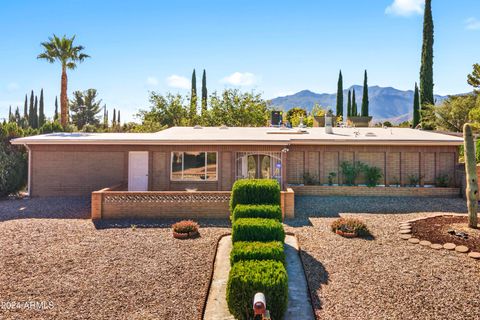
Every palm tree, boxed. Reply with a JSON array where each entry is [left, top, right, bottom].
[[37, 34, 90, 127]]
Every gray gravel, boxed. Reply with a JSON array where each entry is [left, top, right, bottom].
[[286, 196, 479, 320]]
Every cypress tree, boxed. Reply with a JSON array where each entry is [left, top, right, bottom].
[[201, 69, 207, 116], [336, 70, 343, 117], [420, 0, 434, 127], [8, 106, 12, 122], [103, 105, 107, 128], [347, 90, 352, 117], [15, 107, 21, 124], [117, 110, 121, 125], [33, 95, 39, 129], [112, 108, 116, 127], [189, 69, 197, 124], [54, 96, 59, 121], [413, 82, 420, 128], [361, 70, 369, 117], [28, 90, 34, 127], [352, 89, 357, 116], [39, 89, 45, 127]]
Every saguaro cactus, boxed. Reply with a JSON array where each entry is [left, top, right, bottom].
[[463, 123, 478, 228]]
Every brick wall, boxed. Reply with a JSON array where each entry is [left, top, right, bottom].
[[291, 185, 460, 197]]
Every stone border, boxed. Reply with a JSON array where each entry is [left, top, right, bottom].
[[398, 214, 480, 261]]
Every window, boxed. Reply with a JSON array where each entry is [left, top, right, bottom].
[[171, 152, 217, 181]]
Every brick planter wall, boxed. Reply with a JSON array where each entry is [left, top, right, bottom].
[[290, 185, 460, 197]]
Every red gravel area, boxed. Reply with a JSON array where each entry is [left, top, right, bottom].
[[0, 216, 229, 320], [411, 215, 480, 251]]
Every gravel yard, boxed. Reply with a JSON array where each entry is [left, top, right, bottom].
[[0, 198, 229, 320], [288, 196, 480, 320]]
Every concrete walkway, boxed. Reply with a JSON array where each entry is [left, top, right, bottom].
[[204, 235, 314, 320]]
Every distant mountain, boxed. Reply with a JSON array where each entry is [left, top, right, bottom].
[[269, 85, 449, 124]]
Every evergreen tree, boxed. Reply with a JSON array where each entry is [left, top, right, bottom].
[[413, 82, 420, 128], [189, 69, 197, 125], [117, 110, 121, 125], [420, 0, 434, 128], [8, 106, 12, 122], [201, 69, 207, 116], [33, 95, 39, 129], [103, 105, 107, 128], [361, 70, 369, 117], [39, 89, 45, 127], [28, 90, 35, 128], [112, 108, 116, 127], [336, 70, 343, 116], [54, 96, 59, 121], [106, 109, 109, 127], [352, 89, 357, 116], [347, 90, 352, 117], [14, 107, 21, 124]]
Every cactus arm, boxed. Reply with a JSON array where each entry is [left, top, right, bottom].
[[463, 123, 478, 228]]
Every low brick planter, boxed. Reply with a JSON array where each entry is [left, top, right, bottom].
[[291, 185, 460, 197]]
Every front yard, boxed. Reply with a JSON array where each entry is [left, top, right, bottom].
[[289, 196, 480, 319], [0, 197, 229, 319]]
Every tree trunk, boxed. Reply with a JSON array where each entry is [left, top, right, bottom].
[[60, 66, 68, 127], [463, 123, 478, 228]]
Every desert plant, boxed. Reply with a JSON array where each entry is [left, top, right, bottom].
[[232, 218, 285, 243], [232, 204, 282, 222], [390, 176, 400, 187], [340, 161, 364, 186], [331, 217, 370, 237], [463, 123, 478, 228], [328, 172, 337, 185], [303, 172, 318, 185], [227, 260, 288, 320], [407, 174, 421, 187], [172, 220, 199, 234], [435, 173, 450, 187], [230, 241, 285, 266], [230, 179, 280, 212], [364, 166, 382, 187]]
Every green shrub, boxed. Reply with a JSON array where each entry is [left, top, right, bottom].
[[435, 173, 450, 187], [303, 172, 318, 185], [232, 204, 282, 222], [364, 166, 382, 187], [340, 161, 364, 186], [232, 218, 285, 243], [0, 143, 27, 197], [230, 241, 285, 266], [227, 260, 288, 320], [230, 179, 280, 212]]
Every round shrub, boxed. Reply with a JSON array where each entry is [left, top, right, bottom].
[[232, 218, 285, 243], [172, 220, 199, 235], [227, 260, 288, 320], [230, 179, 280, 212], [232, 204, 282, 222], [331, 217, 370, 237], [230, 241, 285, 266]]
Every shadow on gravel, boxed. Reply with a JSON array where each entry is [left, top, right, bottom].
[[0, 196, 91, 222], [93, 218, 231, 229], [299, 250, 329, 313]]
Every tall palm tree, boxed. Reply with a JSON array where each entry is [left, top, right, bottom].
[[37, 34, 90, 127]]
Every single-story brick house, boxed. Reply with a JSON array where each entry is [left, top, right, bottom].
[[11, 126, 463, 198]]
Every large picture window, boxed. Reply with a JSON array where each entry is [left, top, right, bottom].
[[171, 152, 217, 181]]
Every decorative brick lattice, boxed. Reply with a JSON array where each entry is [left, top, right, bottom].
[[104, 193, 231, 204]]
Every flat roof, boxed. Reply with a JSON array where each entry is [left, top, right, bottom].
[[11, 126, 463, 146]]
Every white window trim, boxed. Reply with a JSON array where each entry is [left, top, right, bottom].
[[170, 151, 218, 182]]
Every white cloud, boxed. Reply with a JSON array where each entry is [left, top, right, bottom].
[[465, 17, 480, 30], [6, 82, 19, 92], [221, 72, 257, 86], [166, 74, 190, 89], [145, 76, 159, 87], [385, 0, 424, 16]]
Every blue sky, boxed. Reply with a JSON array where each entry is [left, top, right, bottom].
[[0, 0, 479, 122]]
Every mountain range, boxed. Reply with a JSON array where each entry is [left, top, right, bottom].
[[269, 85, 449, 124]]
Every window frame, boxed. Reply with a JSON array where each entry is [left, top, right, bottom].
[[170, 151, 218, 182]]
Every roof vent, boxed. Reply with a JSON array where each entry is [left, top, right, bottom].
[[219, 125, 228, 130], [365, 132, 376, 137], [193, 125, 203, 129]]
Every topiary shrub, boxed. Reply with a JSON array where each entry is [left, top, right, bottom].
[[171, 220, 199, 239], [230, 179, 280, 212], [232, 218, 285, 243], [331, 217, 370, 237], [230, 241, 285, 266], [227, 260, 288, 320], [232, 204, 282, 222]]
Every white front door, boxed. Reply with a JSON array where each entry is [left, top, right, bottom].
[[128, 152, 149, 191]]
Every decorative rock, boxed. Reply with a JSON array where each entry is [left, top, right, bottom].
[[399, 225, 412, 230], [443, 243, 456, 250], [430, 244, 443, 250], [419, 240, 431, 246], [468, 252, 480, 259], [408, 238, 420, 244], [400, 234, 412, 240], [399, 229, 412, 234], [455, 246, 469, 253]]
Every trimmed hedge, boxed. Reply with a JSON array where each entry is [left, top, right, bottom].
[[232, 218, 285, 243], [230, 179, 281, 212], [230, 241, 285, 266], [232, 204, 282, 222], [227, 260, 288, 320]]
